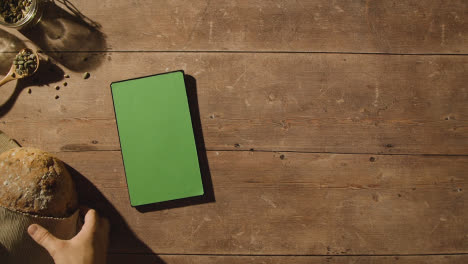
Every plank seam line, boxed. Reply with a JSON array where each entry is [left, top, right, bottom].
[[208, 149, 468, 157], [108, 253, 468, 257], [1, 50, 468, 56], [54, 149, 468, 157]]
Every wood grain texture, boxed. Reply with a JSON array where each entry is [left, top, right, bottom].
[[2, 0, 467, 53], [54, 150, 467, 255], [0, 53, 466, 154], [0, 0, 467, 260], [107, 254, 468, 264]]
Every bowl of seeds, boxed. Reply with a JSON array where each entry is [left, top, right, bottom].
[[0, 0, 44, 29]]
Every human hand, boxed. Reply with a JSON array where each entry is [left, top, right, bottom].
[[27, 208, 110, 264]]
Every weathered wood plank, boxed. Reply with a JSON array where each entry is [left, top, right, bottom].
[[107, 254, 468, 264], [54, 151, 468, 255], [0, 119, 120, 152], [2, 0, 467, 53], [1, 53, 466, 154]]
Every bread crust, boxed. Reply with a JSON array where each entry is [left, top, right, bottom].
[[0, 148, 78, 217]]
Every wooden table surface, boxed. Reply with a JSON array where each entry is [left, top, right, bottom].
[[1, 0, 467, 263]]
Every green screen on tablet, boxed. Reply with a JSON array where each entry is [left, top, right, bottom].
[[111, 71, 204, 206]]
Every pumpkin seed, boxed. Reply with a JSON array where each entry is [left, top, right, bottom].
[[12, 49, 38, 76]]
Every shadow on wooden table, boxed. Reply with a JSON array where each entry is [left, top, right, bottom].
[[0, 59, 64, 118], [0, 243, 7, 260], [66, 165, 167, 264], [0, 29, 27, 74], [20, 0, 107, 71], [135, 74, 216, 213]]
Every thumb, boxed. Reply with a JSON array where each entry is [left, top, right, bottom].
[[28, 224, 61, 255]]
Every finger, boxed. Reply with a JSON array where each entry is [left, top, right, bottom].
[[75, 209, 98, 240], [27, 224, 61, 256]]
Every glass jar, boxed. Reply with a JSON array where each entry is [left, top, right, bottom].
[[0, 0, 45, 30]]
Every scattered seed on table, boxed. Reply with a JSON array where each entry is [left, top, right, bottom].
[[63, 82, 67, 86], [55, 95, 59, 99], [64, 74, 70, 78], [27, 88, 32, 94], [55, 86, 60, 90], [83, 72, 90, 79]]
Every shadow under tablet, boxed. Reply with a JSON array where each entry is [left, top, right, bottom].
[[134, 74, 216, 213]]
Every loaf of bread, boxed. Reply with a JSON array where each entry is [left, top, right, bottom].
[[0, 148, 78, 218]]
